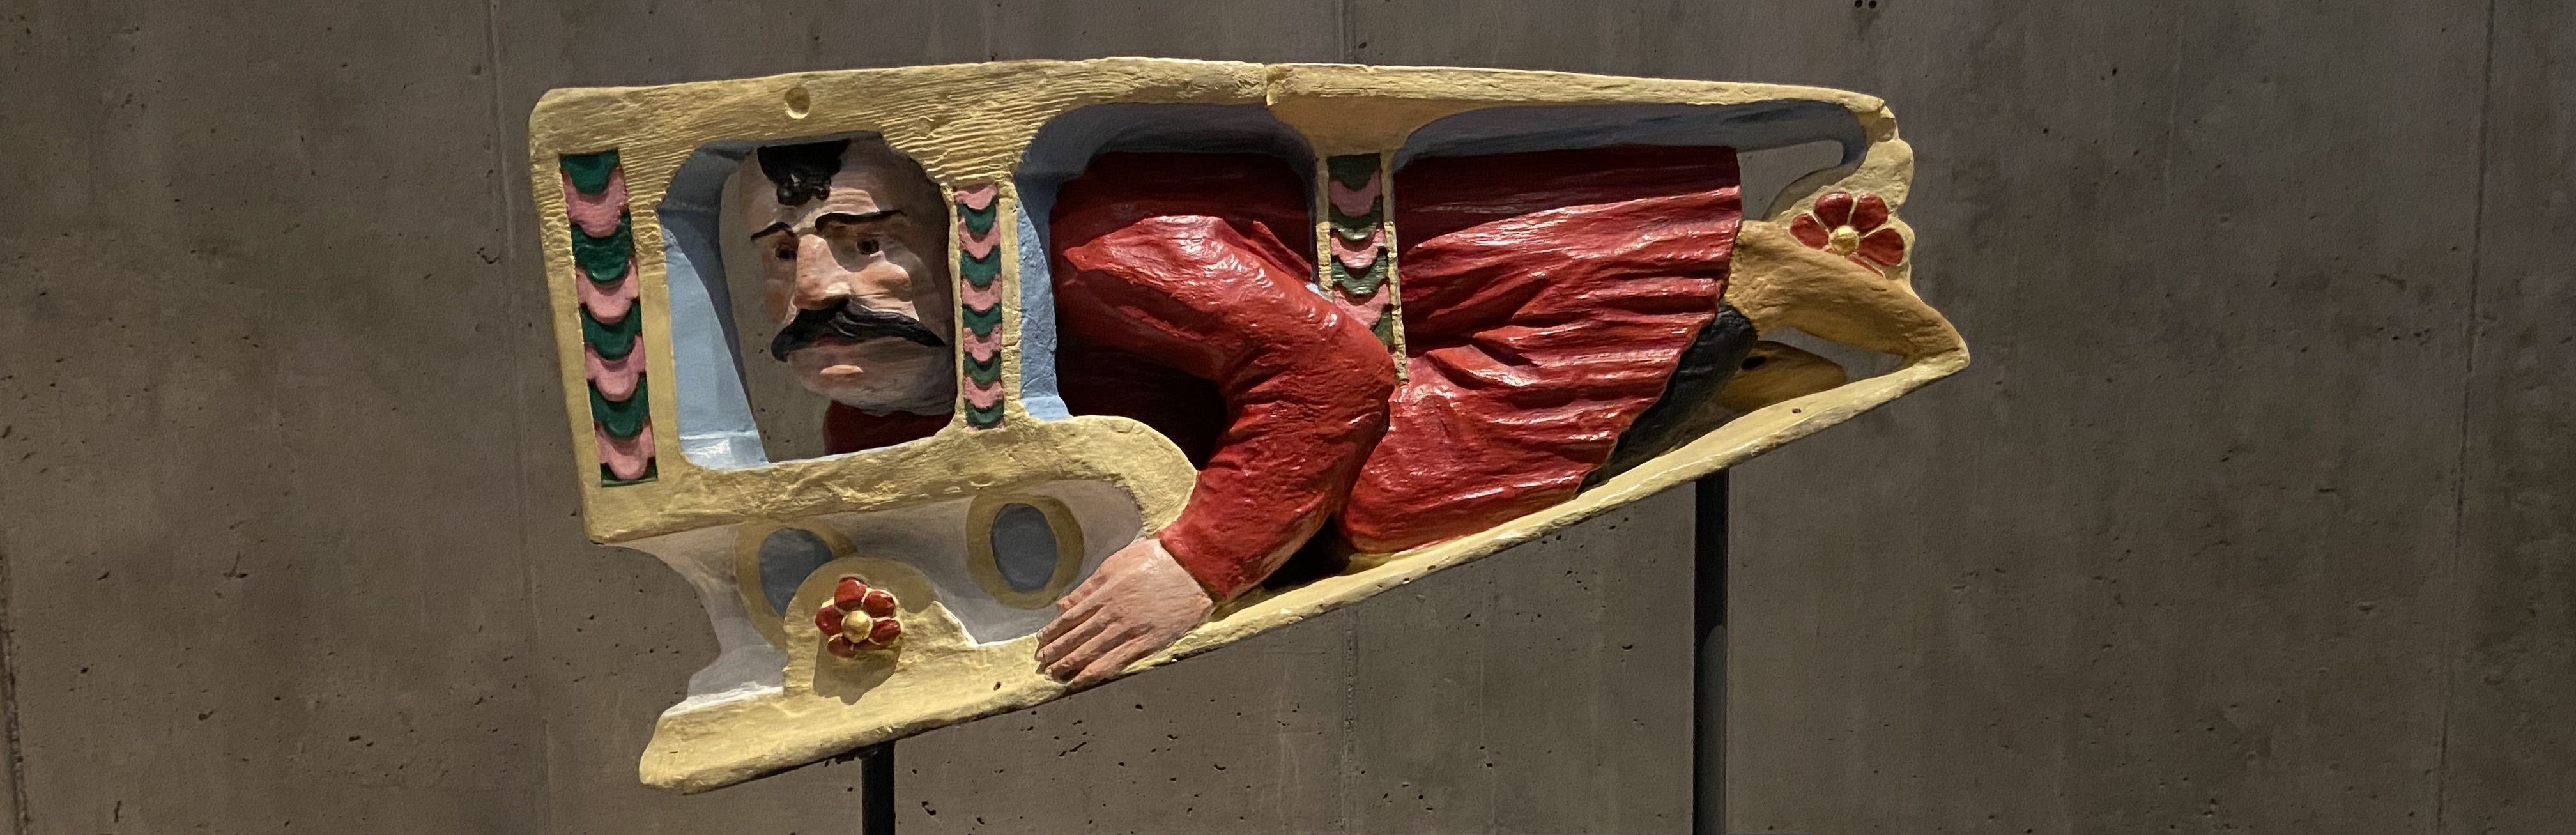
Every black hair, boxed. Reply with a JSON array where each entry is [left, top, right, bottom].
[[756, 139, 850, 206]]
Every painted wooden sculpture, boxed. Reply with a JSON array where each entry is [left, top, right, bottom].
[[529, 59, 1966, 793]]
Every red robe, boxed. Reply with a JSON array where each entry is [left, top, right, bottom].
[[830, 147, 1739, 597], [1338, 146, 1742, 551]]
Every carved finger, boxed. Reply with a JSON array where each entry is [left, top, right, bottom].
[[1036, 609, 1113, 668], [1048, 619, 1141, 682], [1070, 632, 1158, 688], [1036, 595, 1103, 644]]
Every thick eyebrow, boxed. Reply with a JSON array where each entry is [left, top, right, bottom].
[[815, 209, 903, 229], [748, 209, 903, 242]]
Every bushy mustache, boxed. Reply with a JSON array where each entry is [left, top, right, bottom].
[[769, 302, 946, 362]]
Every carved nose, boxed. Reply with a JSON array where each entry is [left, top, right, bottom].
[[790, 234, 850, 310]]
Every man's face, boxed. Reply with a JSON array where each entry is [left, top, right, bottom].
[[734, 141, 955, 413]]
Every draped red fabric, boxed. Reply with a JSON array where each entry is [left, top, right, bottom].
[[1052, 153, 1395, 598], [832, 146, 1741, 594], [1336, 145, 1742, 552]]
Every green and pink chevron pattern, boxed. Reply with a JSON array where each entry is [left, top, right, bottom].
[[562, 149, 657, 484], [1324, 153, 1397, 346], [956, 183, 1004, 429]]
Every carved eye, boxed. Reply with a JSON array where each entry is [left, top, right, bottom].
[[773, 243, 796, 261], [857, 239, 881, 256]]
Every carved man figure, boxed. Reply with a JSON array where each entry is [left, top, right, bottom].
[[737, 137, 1762, 686], [1027, 148, 1754, 691], [733, 139, 958, 450]]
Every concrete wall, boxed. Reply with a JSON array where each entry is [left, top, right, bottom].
[[0, 1, 2564, 833]]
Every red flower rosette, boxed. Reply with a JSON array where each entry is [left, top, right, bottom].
[[1788, 191, 1906, 271], [816, 576, 903, 657]]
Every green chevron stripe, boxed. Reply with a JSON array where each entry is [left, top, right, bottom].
[[1329, 205, 1382, 232], [572, 213, 634, 284], [1326, 154, 1378, 188], [1371, 309, 1398, 344], [1329, 249, 1392, 297], [562, 150, 620, 195], [588, 378, 650, 438], [581, 307, 641, 359], [964, 400, 1005, 428], [960, 250, 1000, 287], [964, 351, 1002, 385], [961, 303, 1002, 337], [600, 459, 658, 486], [960, 203, 999, 236]]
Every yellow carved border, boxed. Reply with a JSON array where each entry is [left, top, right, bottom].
[[528, 57, 1967, 793], [526, 57, 1916, 548]]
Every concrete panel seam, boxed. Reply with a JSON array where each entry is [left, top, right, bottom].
[[482, 0, 558, 827], [2436, 2, 2504, 832], [983, 1, 1000, 61], [1337, 615, 1359, 830], [0, 534, 28, 835], [1337, 0, 1356, 62]]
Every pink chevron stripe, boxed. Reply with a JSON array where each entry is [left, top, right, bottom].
[[958, 224, 1001, 259], [1331, 232, 1384, 271], [585, 341, 645, 402], [963, 379, 1005, 410], [1331, 285, 1389, 331], [1327, 173, 1382, 217], [963, 328, 1001, 362], [596, 422, 655, 481], [564, 168, 628, 237], [956, 183, 998, 211], [961, 280, 1003, 311], [577, 262, 638, 323]]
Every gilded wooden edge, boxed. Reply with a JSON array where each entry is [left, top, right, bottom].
[[525, 57, 1966, 792]]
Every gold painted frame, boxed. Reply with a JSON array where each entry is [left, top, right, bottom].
[[529, 59, 1966, 792]]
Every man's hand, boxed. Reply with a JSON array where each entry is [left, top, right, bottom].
[[1036, 537, 1215, 687]]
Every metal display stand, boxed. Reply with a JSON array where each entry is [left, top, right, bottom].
[[858, 742, 896, 835], [1694, 473, 1728, 835], [855, 473, 1731, 835]]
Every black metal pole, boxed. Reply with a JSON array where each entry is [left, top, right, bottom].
[[859, 742, 896, 835], [1692, 473, 1728, 835]]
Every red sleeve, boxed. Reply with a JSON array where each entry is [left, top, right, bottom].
[[1056, 215, 1394, 599]]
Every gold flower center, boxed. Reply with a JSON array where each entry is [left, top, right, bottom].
[[1827, 226, 1860, 254]]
